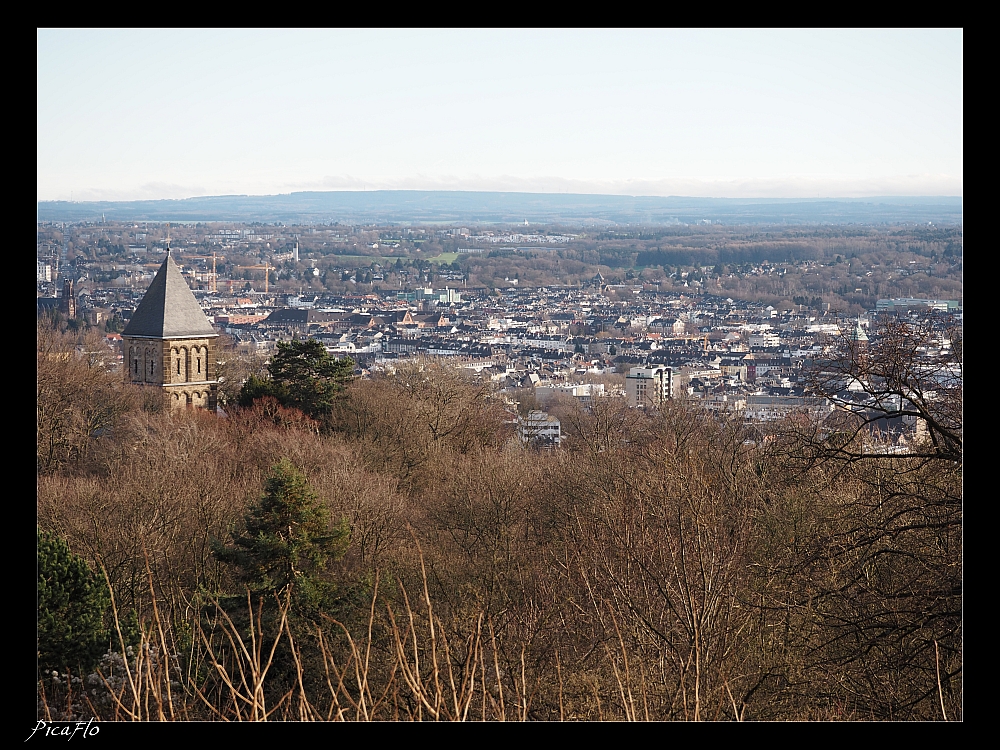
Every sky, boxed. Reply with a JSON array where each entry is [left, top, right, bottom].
[[37, 29, 963, 201]]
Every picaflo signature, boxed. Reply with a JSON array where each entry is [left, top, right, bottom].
[[25, 720, 99, 741]]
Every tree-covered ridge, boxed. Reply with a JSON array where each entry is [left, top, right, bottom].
[[36, 325, 961, 721]]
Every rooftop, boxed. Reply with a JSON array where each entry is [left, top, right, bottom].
[[122, 252, 218, 338]]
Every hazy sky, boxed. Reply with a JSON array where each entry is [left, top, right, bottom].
[[37, 29, 963, 201]]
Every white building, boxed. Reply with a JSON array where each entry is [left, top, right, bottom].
[[744, 395, 833, 422], [749, 332, 781, 347], [625, 365, 674, 408], [702, 392, 747, 413], [37, 261, 53, 283], [534, 382, 605, 407], [518, 410, 561, 448]]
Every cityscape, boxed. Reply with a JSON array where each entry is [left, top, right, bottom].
[[36, 215, 961, 440], [36, 29, 962, 724]]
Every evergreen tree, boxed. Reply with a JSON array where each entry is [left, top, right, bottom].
[[37, 529, 110, 676], [209, 461, 354, 705], [212, 460, 349, 612], [238, 339, 354, 418]]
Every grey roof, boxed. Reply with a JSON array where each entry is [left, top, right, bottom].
[[123, 253, 217, 338], [263, 308, 341, 325]]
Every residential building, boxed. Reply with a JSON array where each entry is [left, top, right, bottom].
[[744, 395, 833, 422], [625, 365, 673, 408], [518, 410, 561, 448], [37, 260, 53, 283]]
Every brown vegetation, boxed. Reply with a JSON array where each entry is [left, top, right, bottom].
[[36, 329, 961, 721]]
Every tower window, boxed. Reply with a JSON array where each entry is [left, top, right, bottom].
[[197, 358, 201, 374], [177, 360, 181, 375], [134, 359, 139, 375]]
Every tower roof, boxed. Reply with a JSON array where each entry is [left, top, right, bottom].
[[846, 320, 869, 343], [123, 252, 217, 338]]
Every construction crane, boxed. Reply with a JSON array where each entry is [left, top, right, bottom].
[[684, 334, 710, 351], [234, 262, 273, 293]]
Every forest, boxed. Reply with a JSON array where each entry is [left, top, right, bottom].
[[36, 321, 962, 721]]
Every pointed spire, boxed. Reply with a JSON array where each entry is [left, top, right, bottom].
[[847, 317, 869, 343], [123, 253, 217, 338]]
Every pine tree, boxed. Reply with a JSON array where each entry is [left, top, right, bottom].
[[238, 339, 353, 418], [212, 460, 349, 612], [37, 529, 110, 676]]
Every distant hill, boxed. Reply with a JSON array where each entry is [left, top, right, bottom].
[[36, 191, 963, 226]]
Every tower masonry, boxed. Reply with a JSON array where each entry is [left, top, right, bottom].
[[121, 252, 219, 410]]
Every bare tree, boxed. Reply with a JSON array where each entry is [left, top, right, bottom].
[[37, 324, 138, 473], [800, 315, 962, 465]]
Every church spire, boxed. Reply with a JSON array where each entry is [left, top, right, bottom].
[[122, 252, 216, 339], [122, 246, 219, 411]]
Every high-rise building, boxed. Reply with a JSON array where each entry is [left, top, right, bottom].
[[122, 252, 219, 410], [625, 365, 673, 408]]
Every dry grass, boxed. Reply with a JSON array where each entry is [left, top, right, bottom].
[[38, 550, 620, 722]]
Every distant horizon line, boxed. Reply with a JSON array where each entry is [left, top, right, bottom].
[[38, 189, 964, 204]]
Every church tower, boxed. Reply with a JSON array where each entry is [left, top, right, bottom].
[[59, 278, 77, 318], [122, 251, 219, 410]]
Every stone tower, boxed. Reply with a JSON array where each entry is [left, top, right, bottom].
[[122, 251, 219, 410], [59, 279, 76, 318]]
